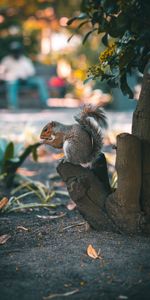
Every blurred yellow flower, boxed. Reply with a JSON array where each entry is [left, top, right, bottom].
[[73, 69, 86, 81], [24, 19, 44, 32], [99, 43, 116, 63]]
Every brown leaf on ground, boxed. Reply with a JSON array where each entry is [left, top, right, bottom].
[[43, 288, 79, 299], [0, 234, 11, 245], [37, 212, 66, 220], [87, 244, 102, 260], [17, 226, 29, 232], [62, 222, 86, 231], [67, 200, 76, 211], [0, 197, 8, 210]]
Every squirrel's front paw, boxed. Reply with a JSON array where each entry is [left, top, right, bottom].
[[61, 158, 68, 164]]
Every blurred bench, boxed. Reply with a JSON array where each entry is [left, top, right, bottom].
[[0, 80, 47, 109], [0, 63, 51, 109]]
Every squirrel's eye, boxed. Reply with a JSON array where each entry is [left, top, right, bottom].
[[43, 126, 48, 132]]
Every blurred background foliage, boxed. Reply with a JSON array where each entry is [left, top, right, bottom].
[[0, 0, 148, 106], [0, 0, 79, 59], [68, 0, 150, 98], [0, 0, 99, 64]]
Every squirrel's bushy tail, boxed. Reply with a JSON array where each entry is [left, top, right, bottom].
[[74, 105, 107, 161]]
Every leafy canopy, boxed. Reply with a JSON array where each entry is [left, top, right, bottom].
[[68, 0, 150, 97]]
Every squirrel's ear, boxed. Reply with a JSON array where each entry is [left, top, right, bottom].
[[51, 121, 56, 127]]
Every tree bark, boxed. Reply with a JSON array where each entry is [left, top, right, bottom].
[[132, 63, 150, 217], [141, 142, 150, 215], [132, 63, 150, 142], [106, 133, 144, 233]]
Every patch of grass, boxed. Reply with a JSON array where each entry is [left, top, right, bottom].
[[0, 138, 41, 188]]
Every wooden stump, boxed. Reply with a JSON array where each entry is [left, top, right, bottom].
[[57, 155, 116, 231], [106, 133, 144, 233]]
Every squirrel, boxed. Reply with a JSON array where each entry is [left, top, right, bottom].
[[40, 104, 107, 166]]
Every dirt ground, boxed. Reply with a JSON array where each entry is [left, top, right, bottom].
[[1, 157, 150, 300]]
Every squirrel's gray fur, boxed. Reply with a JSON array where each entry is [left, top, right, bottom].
[[63, 105, 107, 166]]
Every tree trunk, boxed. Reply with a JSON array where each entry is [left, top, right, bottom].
[[132, 63, 150, 218], [106, 133, 144, 233], [132, 63, 150, 142], [57, 62, 150, 234]]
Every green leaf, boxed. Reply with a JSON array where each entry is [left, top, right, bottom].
[[67, 16, 77, 26], [92, 10, 103, 25], [4, 142, 14, 161], [102, 33, 108, 46], [83, 28, 97, 44], [76, 20, 89, 30], [67, 34, 74, 43], [32, 146, 38, 162], [102, 0, 119, 14], [120, 74, 134, 99], [67, 13, 87, 25]]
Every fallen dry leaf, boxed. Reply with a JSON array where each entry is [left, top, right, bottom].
[[62, 222, 86, 231], [0, 197, 9, 210], [87, 244, 102, 260], [37, 212, 66, 220], [43, 289, 79, 299], [17, 226, 29, 232], [0, 234, 11, 245], [67, 200, 76, 211], [118, 295, 128, 300]]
